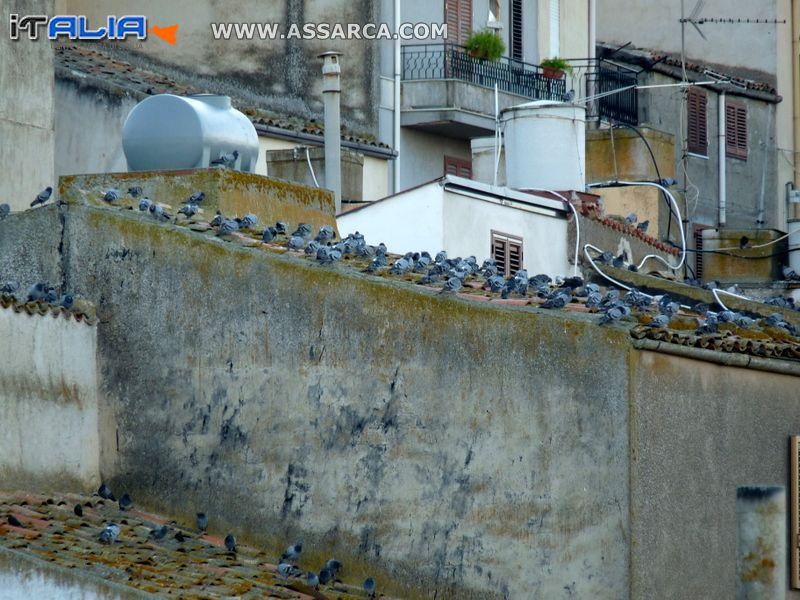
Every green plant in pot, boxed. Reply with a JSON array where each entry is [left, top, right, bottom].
[[540, 57, 573, 79], [464, 29, 506, 61]]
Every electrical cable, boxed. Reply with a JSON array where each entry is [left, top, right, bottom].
[[305, 147, 320, 188], [524, 188, 580, 277]]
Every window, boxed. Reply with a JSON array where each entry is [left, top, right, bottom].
[[726, 100, 747, 160], [444, 155, 472, 179], [510, 0, 523, 61], [492, 231, 523, 277], [445, 0, 473, 45], [687, 88, 708, 156]]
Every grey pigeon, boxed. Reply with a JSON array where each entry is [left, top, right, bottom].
[[31, 186, 52, 207], [529, 274, 552, 288], [174, 531, 187, 543], [325, 559, 342, 576], [0, 281, 19, 295], [149, 525, 168, 540], [217, 219, 240, 236], [764, 313, 791, 330], [186, 191, 205, 204], [60, 293, 74, 309], [391, 256, 414, 275], [0, 203, 9, 220], [625, 213, 637, 225], [127, 186, 143, 198], [99, 523, 120, 544], [305, 240, 321, 255], [562, 89, 575, 102], [600, 305, 626, 325], [315, 225, 336, 243], [542, 291, 571, 309], [316, 246, 342, 265], [178, 203, 199, 219], [262, 227, 278, 243], [612, 253, 627, 269], [647, 314, 670, 328], [306, 571, 320, 589], [435, 250, 448, 264], [210, 211, 225, 227], [138, 197, 153, 211], [26, 282, 48, 302], [240, 213, 258, 229], [103, 188, 120, 202], [364, 253, 388, 273], [363, 577, 377, 598], [210, 150, 239, 168], [281, 543, 303, 562], [439, 276, 463, 294], [277, 562, 302, 578], [196, 512, 208, 532], [287, 235, 306, 250], [291, 223, 313, 239], [275, 221, 288, 235], [718, 310, 736, 323], [486, 274, 505, 293], [597, 251, 614, 265], [118, 493, 133, 511], [98, 483, 114, 500], [318, 568, 333, 585], [73, 504, 83, 517], [783, 265, 800, 281], [149, 203, 171, 221], [585, 291, 602, 308], [734, 314, 755, 328], [637, 220, 649, 233], [224, 533, 237, 552]]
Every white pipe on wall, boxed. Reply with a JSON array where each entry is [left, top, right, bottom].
[[588, 0, 596, 121], [393, 0, 402, 193], [718, 91, 726, 228]]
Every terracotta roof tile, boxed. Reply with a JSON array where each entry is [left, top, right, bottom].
[[0, 294, 97, 326]]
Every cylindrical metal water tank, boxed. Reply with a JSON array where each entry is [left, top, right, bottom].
[[501, 100, 585, 191], [122, 94, 259, 172]]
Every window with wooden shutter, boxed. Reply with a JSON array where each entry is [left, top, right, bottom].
[[491, 231, 523, 277], [445, 0, 473, 45], [726, 100, 747, 160], [687, 88, 708, 156], [444, 155, 473, 179], [510, 0, 523, 61], [790, 436, 800, 588], [693, 224, 710, 281]]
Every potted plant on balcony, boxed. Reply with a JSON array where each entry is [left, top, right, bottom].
[[463, 28, 506, 62], [540, 57, 572, 79]]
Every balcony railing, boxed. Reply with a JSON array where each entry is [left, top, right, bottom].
[[402, 43, 566, 102], [401, 44, 639, 125]]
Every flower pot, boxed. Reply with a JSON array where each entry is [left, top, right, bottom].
[[542, 66, 565, 79]]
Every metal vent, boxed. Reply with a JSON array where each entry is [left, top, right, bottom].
[[791, 435, 800, 589]]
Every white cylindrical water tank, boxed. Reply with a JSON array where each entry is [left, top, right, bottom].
[[501, 100, 585, 191], [122, 94, 259, 172]]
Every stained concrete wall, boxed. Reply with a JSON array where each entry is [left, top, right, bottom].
[[0, 0, 55, 212], [0, 202, 631, 599], [0, 305, 100, 490]]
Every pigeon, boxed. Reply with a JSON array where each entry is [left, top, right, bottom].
[[99, 523, 120, 544], [275, 221, 288, 235], [262, 227, 278, 243], [196, 512, 208, 532], [217, 219, 240, 236], [287, 235, 306, 250], [240, 213, 258, 229], [138, 197, 153, 212], [542, 291, 571, 309], [434, 250, 448, 264], [783, 265, 800, 281], [60, 293, 74, 309], [127, 186, 143, 198], [0, 281, 19, 295], [98, 483, 115, 500], [562, 89, 575, 102], [224, 533, 237, 553], [318, 568, 334, 585], [73, 504, 83, 517], [486, 274, 505, 293], [149, 203, 171, 221], [364, 253, 388, 273], [734, 314, 755, 328], [325, 559, 342, 576], [305, 240, 321, 255], [439, 276, 463, 294], [8, 515, 23, 528], [646, 314, 670, 328], [612, 253, 627, 269], [316, 246, 342, 265], [363, 577, 377, 598], [291, 223, 313, 239], [764, 313, 791, 330], [414, 251, 433, 272], [31, 186, 52, 207], [658, 296, 680, 317], [178, 203, 199, 219], [149, 525, 168, 541], [625, 213, 638, 226], [306, 571, 320, 589], [315, 225, 336, 243], [585, 291, 602, 309], [26, 282, 48, 302], [103, 188, 121, 202], [600, 304, 630, 325], [637, 220, 650, 233], [174, 531, 187, 543], [718, 310, 736, 323], [186, 191, 205, 204], [210, 150, 239, 168], [391, 255, 414, 275], [281, 543, 303, 562], [278, 562, 302, 578], [118, 493, 133, 511], [0, 203, 10, 220]]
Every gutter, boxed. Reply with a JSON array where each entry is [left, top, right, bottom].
[[253, 123, 396, 159], [632, 338, 800, 378]]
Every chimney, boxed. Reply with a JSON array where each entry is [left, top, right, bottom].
[[319, 51, 342, 213]]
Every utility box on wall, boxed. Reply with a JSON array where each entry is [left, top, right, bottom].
[[701, 228, 787, 284]]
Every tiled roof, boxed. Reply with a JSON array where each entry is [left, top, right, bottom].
[[0, 294, 97, 326], [0, 490, 382, 599], [55, 45, 392, 153]]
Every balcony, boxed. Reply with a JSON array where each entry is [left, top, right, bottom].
[[400, 44, 639, 138]]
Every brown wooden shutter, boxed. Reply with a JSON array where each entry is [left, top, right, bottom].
[[444, 155, 473, 179], [693, 224, 710, 280], [511, 0, 523, 61], [790, 436, 800, 588], [687, 88, 708, 156], [491, 231, 523, 277], [446, 0, 473, 45], [726, 101, 747, 160]]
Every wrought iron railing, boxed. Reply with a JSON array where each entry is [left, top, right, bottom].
[[401, 44, 566, 102], [401, 44, 640, 125]]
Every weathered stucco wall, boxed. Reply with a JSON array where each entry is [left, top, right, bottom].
[[0, 203, 631, 599], [0, 304, 100, 490], [630, 350, 800, 600]]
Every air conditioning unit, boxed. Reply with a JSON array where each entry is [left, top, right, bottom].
[[788, 189, 800, 204]]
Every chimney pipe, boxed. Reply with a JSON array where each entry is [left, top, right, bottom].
[[319, 51, 342, 213]]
